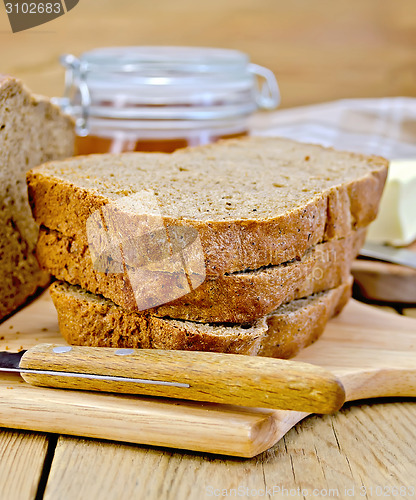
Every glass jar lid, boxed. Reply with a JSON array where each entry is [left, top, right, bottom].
[[55, 46, 280, 135]]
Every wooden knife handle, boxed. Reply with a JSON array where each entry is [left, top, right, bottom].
[[19, 344, 345, 413]]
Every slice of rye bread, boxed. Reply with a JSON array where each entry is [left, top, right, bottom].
[[37, 226, 364, 323], [27, 137, 388, 277], [50, 277, 353, 359], [0, 75, 74, 321]]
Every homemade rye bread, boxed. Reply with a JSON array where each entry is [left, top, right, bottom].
[[27, 137, 388, 277], [37, 226, 365, 322], [50, 277, 353, 359], [0, 75, 74, 321]]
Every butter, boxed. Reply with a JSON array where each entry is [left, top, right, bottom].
[[367, 159, 416, 246]]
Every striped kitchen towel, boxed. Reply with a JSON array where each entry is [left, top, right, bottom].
[[250, 97, 416, 159]]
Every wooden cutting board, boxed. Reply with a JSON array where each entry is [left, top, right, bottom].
[[0, 290, 415, 458], [352, 241, 416, 303]]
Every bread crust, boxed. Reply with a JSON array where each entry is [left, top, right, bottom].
[[50, 278, 352, 359]]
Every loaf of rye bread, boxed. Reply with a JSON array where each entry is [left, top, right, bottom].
[[37, 226, 365, 322], [27, 137, 388, 278], [0, 75, 74, 321], [50, 277, 353, 359]]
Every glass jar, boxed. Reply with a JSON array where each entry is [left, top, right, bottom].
[[54, 46, 280, 154]]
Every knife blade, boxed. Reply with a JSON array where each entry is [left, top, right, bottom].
[[360, 242, 416, 269], [0, 343, 345, 413]]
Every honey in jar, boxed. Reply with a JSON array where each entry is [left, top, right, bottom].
[[75, 131, 249, 155], [55, 46, 280, 154]]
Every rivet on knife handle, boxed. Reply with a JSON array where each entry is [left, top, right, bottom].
[[18, 343, 346, 413]]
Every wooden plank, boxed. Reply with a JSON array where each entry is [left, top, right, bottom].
[[0, 371, 282, 458], [267, 404, 416, 495], [329, 401, 416, 488], [352, 260, 416, 304], [43, 437, 147, 500], [402, 308, 416, 319], [360, 303, 399, 315], [1, 291, 416, 458], [43, 402, 416, 500], [352, 242, 416, 304], [0, 0, 416, 108], [0, 428, 50, 500]]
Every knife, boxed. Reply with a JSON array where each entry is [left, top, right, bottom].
[[0, 343, 345, 413], [360, 242, 416, 269]]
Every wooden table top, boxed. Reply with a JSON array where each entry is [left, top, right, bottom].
[[1, 1, 416, 498], [1, 0, 416, 108], [1, 301, 415, 500]]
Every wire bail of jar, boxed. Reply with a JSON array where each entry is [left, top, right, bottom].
[[248, 63, 281, 110], [53, 53, 91, 136]]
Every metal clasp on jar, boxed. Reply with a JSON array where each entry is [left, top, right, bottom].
[[52, 54, 91, 136]]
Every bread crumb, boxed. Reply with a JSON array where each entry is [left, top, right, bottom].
[[41, 328, 48, 332]]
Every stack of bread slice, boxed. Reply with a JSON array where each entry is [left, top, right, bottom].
[[27, 137, 388, 358]]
